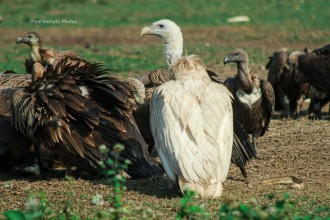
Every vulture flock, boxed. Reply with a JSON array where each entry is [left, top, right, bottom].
[[0, 18, 329, 198]]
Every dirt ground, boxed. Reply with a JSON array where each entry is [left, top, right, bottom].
[[0, 27, 329, 218], [0, 112, 329, 218]]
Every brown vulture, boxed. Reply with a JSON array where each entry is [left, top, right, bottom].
[[140, 19, 257, 178], [2, 58, 163, 178], [0, 73, 34, 172], [150, 55, 233, 198], [295, 44, 330, 92], [224, 48, 275, 148], [16, 32, 86, 73], [266, 48, 310, 117]]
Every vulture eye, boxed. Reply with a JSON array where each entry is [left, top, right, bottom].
[[27, 35, 32, 38], [158, 24, 164, 28], [234, 53, 239, 56]]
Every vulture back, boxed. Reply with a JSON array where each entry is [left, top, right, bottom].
[[297, 44, 330, 91], [10, 59, 163, 178]]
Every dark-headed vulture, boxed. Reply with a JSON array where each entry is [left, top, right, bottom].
[[224, 48, 275, 148], [295, 44, 330, 92], [4, 58, 163, 178], [16, 32, 86, 73], [150, 55, 233, 198], [266, 49, 310, 117], [140, 19, 257, 178]]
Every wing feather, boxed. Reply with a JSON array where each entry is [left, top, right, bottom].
[[10, 59, 163, 177], [151, 79, 233, 186]]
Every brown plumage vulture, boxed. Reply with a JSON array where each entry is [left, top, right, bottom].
[[266, 48, 310, 117], [16, 32, 86, 73], [151, 55, 233, 198], [224, 48, 275, 148], [140, 19, 257, 178], [295, 44, 330, 92], [4, 58, 163, 178], [0, 73, 34, 172]]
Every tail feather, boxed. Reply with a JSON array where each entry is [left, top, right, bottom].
[[126, 156, 164, 179], [178, 176, 223, 198], [232, 121, 258, 178]]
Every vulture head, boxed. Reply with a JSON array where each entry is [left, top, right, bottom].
[[141, 19, 183, 66], [125, 77, 146, 105], [223, 48, 249, 65], [224, 48, 256, 91], [16, 32, 42, 47]]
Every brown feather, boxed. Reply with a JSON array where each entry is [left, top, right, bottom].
[[224, 48, 274, 152], [297, 44, 330, 91], [9, 59, 163, 178], [266, 49, 310, 115]]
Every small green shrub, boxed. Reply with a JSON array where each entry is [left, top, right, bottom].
[[176, 189, 210, 220], [96, 144, 131, 220]]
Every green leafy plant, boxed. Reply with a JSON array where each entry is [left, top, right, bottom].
[[98, 144, 131, 220], [218, 194, 330, 220], [176, 188, 210, 220]]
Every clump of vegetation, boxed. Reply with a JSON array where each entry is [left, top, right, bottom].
[[176, 188, 210, 220], [218, 193, 330, 220], [96, 144, 131, 220]]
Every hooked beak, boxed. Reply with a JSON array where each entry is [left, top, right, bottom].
[[16, 36, 27, 44], [140, 26, 152, 37], [223, 56, 231, 65]]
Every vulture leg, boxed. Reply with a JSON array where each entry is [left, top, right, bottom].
[[231, 121, 258, 179], [34, 143, 51, 172], [289, 95, 299, 118], [252, 136, 257, 150], [33, 143, 67, 178]]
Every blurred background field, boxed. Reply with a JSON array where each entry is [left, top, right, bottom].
[[0, 0, 329, 76], [0, 0, 329, 219]]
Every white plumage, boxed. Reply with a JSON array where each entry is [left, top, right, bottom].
[[150, 55, 233, 198]]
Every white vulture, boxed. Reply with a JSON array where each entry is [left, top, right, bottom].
[[16, 32, 86, 73], [224, 48, 275, 148], [140, 19, 257, 178], [1, 59, 163, 178], [150, 55, 233, 198]]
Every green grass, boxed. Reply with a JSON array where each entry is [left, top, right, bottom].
[[0, 0, 329, 74], [0, 44, 166, 75], [0, 43, 269, 76], [0, 0, 329, 30]]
